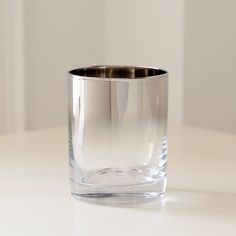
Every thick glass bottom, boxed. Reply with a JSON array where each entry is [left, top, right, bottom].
[[71, 192, 165, 206], [70, 167, 166, 205]]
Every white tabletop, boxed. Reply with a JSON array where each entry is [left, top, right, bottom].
[[0, 124, 235, 235]]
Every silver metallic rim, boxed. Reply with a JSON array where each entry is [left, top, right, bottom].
[[68, 65, 168, 81]]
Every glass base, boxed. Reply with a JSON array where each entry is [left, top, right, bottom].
[[70, 167, 166, 206], [71, 191, 165, 206]]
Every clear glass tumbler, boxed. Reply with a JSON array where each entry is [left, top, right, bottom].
[[68, 65, 168, 205]]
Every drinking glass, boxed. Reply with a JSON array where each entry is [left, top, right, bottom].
[[68, 65, 168, 205]]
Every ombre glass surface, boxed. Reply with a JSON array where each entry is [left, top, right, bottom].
[[68, 65, 168, 205]]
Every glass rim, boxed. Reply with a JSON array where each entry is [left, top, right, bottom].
[[68, 65, 168, 81]]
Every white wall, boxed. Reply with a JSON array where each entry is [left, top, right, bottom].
[[0, 0, 6, 133], [1, 0, 184, 133], [23, 0, 184, 130], [2, 0, 235, 134], [0, 0, 25, 134], [184, 0, 236, 133], [104, 0, 184, 123], [24, 0, 105, 130]]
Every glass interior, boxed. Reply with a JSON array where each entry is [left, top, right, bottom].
[[69, 66, 167, 79]]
